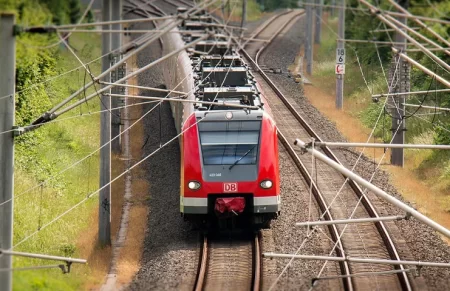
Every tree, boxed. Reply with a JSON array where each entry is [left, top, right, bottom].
[[68, 0, 81, 24]]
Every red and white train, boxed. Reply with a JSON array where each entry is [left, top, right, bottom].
[[160, 11, 280, 228]]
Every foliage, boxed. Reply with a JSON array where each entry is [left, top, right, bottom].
[[342, 0, 450, 189], [0, 0, 102, 290], [258, 0, 298, 11]]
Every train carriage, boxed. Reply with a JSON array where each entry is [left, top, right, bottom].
[[159, 11, 280, 228]]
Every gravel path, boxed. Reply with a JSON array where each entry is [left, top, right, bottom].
[[259, 11, 450, 291]]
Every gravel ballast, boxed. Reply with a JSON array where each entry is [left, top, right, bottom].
[[259, 11, 450, 291]]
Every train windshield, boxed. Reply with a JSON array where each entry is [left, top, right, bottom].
[[198, 121, 261, 166]]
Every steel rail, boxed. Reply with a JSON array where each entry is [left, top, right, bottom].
[[242, 10, 293, 48], [253, 234, 261, 291], [239, 10, 352, 290], [277, 131, 353, 290], [194, 233, 261, 291], [254, 11, 305, 64], [194, 235, 208, 291], [239, 11, 412, 291]]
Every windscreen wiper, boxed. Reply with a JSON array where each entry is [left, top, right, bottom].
[[229, 145, 256, 170]]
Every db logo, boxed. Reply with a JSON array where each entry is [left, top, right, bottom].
[[223, 183, 238, 193]]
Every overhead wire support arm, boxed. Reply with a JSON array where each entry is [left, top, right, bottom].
[[0, 249, 86, 274], [393, 47, 450, 89], [310, 141, 450, 149], [263, 253, 450, 268], [294, 138, 450, 238], [388, 0, 450, 54], [49, 34, 211, 121], [23, 15, 178, 31], [401, 103, 450, 113], [28, 0, 220, 128], [296, 215, 407, 227], [358, 0, 450, 73], [0, 249, 86, 264]]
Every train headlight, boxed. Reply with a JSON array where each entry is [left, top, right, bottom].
[[225, 111, 233, 120], [260, 180, 273, 189], [188, 181, 201, 190]]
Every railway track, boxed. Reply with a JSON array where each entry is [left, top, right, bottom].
[[240, 10, 413, 291], [194, 233, 261, 291]]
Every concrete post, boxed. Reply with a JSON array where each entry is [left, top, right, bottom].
[[306, 0, 313, 75], [314, 0, 323, 44], [111, 0, 122, 153], [100, 0, 112, 246], [0, 13, 15, 291], [335, 0, 345, 109]]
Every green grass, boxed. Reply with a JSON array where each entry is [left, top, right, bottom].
[[13, 32, 102, 290]]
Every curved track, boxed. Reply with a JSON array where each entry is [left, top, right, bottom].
[[241, 10, 412, 291], [194, 233, 261, 291]]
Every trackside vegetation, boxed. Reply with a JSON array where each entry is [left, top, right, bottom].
[[313, 0, 450, 197], [0, 0, 103, 289]]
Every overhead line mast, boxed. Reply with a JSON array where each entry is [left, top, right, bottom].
[[0, 13, 15, 291]]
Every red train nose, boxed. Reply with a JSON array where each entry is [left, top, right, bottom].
[[214, 197, 246, 215]]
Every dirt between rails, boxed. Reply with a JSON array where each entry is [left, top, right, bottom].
[[259, 10, 450, 291]]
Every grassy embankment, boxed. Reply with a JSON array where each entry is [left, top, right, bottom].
[[13, 31, 108, 290], [298, 14, 450, 234]]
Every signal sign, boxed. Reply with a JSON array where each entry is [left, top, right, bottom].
[[335, 64, 345, 75], [336, 48, 345, 64]]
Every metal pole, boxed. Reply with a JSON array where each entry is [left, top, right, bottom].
[[294, 138, 450, 238], [0, 249, 86, 264], [388, 0, 450, 55], [335, 0, 345, 109], [373, 88, 450, 98], [393, 47, 450, 89], [111, 0, 122, 153], [99, 0, 111, 246], [296, 215, 405, 227], [388, 0, 409, 167], [385, 14, 450, 56], [240, 0, 247, 37], [33, 15, 176, 30], [402, 103, 450, 112], [305, 0, 313, 75], [0, 13, 15, 291], [359, 0, 450, 73], [331, 0, 335, 17], [314, 0, 322, 44], [313, 141, 450, 149], [263, 252, 450, 267]]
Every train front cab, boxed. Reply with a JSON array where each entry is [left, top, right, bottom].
[[180, 111, 280, 228]]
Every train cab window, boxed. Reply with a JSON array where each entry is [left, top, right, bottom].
[[198, 121, 261, 166]]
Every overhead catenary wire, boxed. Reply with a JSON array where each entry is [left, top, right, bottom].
[[0, 31, 154, 102], [28, 0, 220, 126], [12, 30, 244, 249], [27, 33, 210, 131], [3, 32, 224, 209], [107, 93, 260, 110], [359, 0, 450, 74], [11, 3, 246, 248], [388, 0, 450, 53], [300, 1, 450, 25], [25, 15, 177, 31]]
